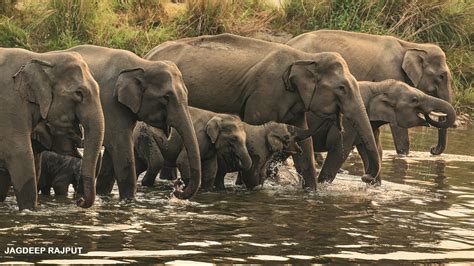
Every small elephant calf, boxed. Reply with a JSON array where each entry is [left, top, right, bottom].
[[38, 151, 82, 196], [215, 122, 313, 190], [134, 107, 253, 190]]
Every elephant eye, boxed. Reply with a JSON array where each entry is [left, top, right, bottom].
[[411, 96, 419, 103], [439, 74, 444, 80], [338, 85, 345, 91], [73, 90, 83, 103]]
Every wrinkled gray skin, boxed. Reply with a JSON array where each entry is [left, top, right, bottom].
[[215, 122, 313, 190], [33, 122, 103, 196], [32, 121, 83, 159], [0, 48, 104, 210], [37, 151, 103, 197], [134, 107, 252, 190], [145, 33, 381, 188], [288, 30, 453, 156], [311, 80, 456, 183], [37, 151, 82, 196], [62, 45, 201, 200]]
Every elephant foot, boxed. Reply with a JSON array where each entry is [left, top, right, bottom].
[[361, 174, 381, 186], [160, 166, 177, 180], [15, 182, 38, 211], [430, 145, 444, 156], [141, 177, 155, 187], [317, 173, 335, 183], [395, 149, 409, 156]]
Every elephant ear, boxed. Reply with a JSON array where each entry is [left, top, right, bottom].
[[265, 132, 284, 152], [206, 116, 223, 144], [32, 122, 53, 150], [13, 59, 54, 119], [114, 68, 145, 113], [368, 92, 397, 125], [283, 61, 318, 111], [402, 49, 427, 87]]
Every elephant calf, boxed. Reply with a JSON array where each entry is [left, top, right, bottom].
[[312, 79, 456, 183], [134, 107, 253, 190], [38, 151, 82, 196], [215, 122, 313, 190]]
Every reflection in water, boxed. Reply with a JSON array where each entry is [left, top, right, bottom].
[[0, 126, 473, 263]]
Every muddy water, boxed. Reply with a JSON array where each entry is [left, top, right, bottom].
[[0, 126, 473, 264]]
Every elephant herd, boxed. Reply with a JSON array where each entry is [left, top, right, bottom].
[[0, 30, 456, 211]]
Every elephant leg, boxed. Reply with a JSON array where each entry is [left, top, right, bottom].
[[374, 128, 383, 161], [108, 136, 137, 200], [214, 164, 227, 190], [96, 149, 115, 195], [291, 115, 317, 190], [0, 170, 11, 202], [390, 124, 410, 155], [235, 172, 244, 186], [142, 147, 165, 186], [52, 173, 71, 196], [318, 126, 354, 183], [159, 161, 178, 181], [7, 148, 38, 210], [135, 155, 147, 178], [141, 161, 163, 187], [201, 158, 218, 190]]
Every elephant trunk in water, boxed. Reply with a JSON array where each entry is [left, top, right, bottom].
[[431, 74, 454, 155], [169, 105, 202, 199], [76, 97, 105, 208], [341, 92, 381, 184]]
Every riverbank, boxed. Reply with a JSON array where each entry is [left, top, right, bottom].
[[1, 0, 472, 114]]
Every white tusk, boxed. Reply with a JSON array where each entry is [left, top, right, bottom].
[[417, 113, 426, 120], [429, 111, 447, 117]]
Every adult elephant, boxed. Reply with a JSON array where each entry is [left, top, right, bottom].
[[62, 45, 201, 200], [311, 80, 456, 183], [145, 33, 381, 187], [287, 30, 453, 155], [0, 48, 104, 210]]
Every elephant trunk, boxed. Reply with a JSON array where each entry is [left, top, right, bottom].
[[76, 98, 105, 208], [236, 144, 252, 171], [341, 93, 381, 184], [431, 75, 453, 155], [422, 97, 456, 129], [169, 105, 201, 199]]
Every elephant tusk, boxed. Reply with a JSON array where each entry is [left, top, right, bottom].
[[417, 113, 426, 120], [429, 111, 447, 117]]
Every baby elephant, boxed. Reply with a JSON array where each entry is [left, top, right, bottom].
[[215, 122, 313, 190], [134, 107, 253, 190], [33, 122, 103, 196], [38, 151, 82, 196]]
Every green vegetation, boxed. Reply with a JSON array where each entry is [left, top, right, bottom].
[[1, 0, 472, 113]]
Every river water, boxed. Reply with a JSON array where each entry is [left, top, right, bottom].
[[0, 125, 473, 264]]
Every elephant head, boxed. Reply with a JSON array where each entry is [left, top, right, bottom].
[[114, 60, 201, 199], [13, 53, 105, 208], [364, 80, 456, 129], [241, 122, 313, 189], [265, 123, 313, 156], [283, 52, 381, 184], [402, 45, 453, 155], [207, 115, 252, 171]]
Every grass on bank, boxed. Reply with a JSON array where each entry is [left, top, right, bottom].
[[0, 0, 472, 114]]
